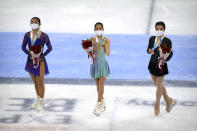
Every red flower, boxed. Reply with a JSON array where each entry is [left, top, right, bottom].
[[29, 45, 42, 54], [161, 45, 171, 54], [82, 40, 92, 49]]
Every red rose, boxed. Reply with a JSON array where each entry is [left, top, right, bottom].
[[29, 45, 42, 54], [82, 40, 92, 49], [161, 45, 171, 54]]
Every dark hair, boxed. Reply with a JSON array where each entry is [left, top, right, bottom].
[[155, 21, 165, 30], [31, 17, 41, 25], [94, 22, 104, 29]]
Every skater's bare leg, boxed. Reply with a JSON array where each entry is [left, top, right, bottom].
[[151, 75, 172, 110], [162, 86, 169, 101], [165, 88, 173, 112], [154, 76, 164, 116], [152, 74, 169, 101], [151, 74, 157, 86], [152, 74, 173, 113], [29, 73, 39, 96], [162, 85, 173, 111], [98, 76, 106, 102], [94, 78, 99, 94], [36, 61, 45, 98]]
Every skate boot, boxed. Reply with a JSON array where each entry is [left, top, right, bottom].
[[32, 95, 40, 109], [94, 102, 102, 116], [37, 97, 44, 111], [166, 98, 176, 113], [154, 102, 160, 116], [101, 99, 106, 112]]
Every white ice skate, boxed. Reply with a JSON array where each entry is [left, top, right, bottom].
[[36, 97, 44, 111], [101, 99, 106, 112], [32, 95, 40, 109], [166, 99, 176, 113], [94, 102, 102, 116]]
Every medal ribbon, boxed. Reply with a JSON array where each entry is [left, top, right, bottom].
[[30, 30, 40, 46], [96, 36, 105, 45], [153, 35, 165, 50]]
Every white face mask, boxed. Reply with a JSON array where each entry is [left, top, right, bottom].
[[156, 30, 164, 36], [95, 30, 103, 36], [30, 24, 39, 29]]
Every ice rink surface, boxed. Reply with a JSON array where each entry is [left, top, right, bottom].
[[0, 84, 197, 131], [0, 0, 197, 131]]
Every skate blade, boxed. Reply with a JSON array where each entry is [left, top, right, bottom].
[[36, 106, 44, 112], [93, 112, 100, 117], [31, 104, 37, 108], [101, 107, 106, 112], [31, 107, 37, 110], [168, 100, 176, 113], [36, 108, 41, 112]]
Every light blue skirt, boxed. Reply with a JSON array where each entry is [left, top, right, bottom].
[[90, 60, 110, 79]]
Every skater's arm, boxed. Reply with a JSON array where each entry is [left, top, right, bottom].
[[90, 37, 94, 42], [104, 37, 110, 56], [166, 51, 173, 61], [43, 34, 52, 57], [147, 36, 154, 54], [166, 39, 173, 61], [21, 32, 31, 57]]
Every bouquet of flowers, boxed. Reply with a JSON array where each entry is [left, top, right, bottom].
[[157, 44, 171, 73], [29, 45, 43, 69], [81, 39, 95, 64]]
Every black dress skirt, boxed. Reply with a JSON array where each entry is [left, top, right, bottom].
[[147, 36, 173, 77]]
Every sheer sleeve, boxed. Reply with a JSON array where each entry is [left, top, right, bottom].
[[43, 33, 52, 56], [166, 39, 173, 61], [147, 36, 154, 54], [21, 32, 31, 56]]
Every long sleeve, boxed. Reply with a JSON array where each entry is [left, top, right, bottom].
[[166, 39, 173, 61], [147, 36, 154, 54], [21, 32, 31, 56], [43, 34, 52, 56], [166, 51, 173, 61]]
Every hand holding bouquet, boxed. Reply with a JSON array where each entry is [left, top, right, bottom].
[[157, 44, 171, 73], [29, 45, 43, 69], [81, 39, 95, 64]]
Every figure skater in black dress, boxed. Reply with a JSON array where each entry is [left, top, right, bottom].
[[147, 21, 175, 116]]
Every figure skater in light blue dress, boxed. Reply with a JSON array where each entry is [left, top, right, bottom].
[[90, 22, 110, 116]]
